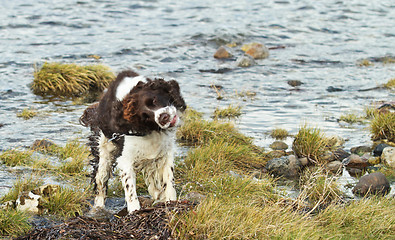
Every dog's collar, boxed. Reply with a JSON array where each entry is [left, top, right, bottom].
[[108, 131, 147, 142]]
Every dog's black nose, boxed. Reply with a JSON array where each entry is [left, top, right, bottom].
[[159, 113, 170, 126]]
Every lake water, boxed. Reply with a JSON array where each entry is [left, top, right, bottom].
[[0, 0, 394, 195]]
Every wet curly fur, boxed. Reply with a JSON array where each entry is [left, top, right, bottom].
[[80, 70, 186, 213]]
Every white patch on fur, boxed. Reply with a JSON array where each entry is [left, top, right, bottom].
[[154, 106, 179, 129], [115, 75, 146, 101], [116, 131, 177, 212]]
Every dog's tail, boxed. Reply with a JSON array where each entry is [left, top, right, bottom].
[[79, 102, 99, 127]]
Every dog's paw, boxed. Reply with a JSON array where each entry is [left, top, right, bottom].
[[85, 207, 113, 220]]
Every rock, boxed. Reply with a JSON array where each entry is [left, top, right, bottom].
[[346, 168, 363, 176], [265, 155, 301, 178], [269, 141, 288, 150], [266, 150, 287, 159], [236, 55, 255, 67], [368, 157, 380, 165], [373, 143, 390, 157], [350, 146, 372, 155], [31, 139, 55, 151], [342, 154, 369, 169], [321, 152, 336, 162], [185, 192, 206, 204], [214, 46, 232, 59], [16, 191, 42, 214], [299, 157, 309, 166], [326, 86, 343, 92], [382, 147, 395, 168], [352, 172, 390, 197], [326, 161, 343, 173], [327, 135, 345, 148], [241, 42, 269, 59], [287, 80, 303, 87], [332, 148, 350, 161], [228, 170, 243, 178]]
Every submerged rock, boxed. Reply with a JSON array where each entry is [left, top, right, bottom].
[[236, 55, 255, 67], [287, 80, 303, 87], [31, 139, 56, 151], [350, 145, 372, 155], [241, 42, 269, 59], [214, 46, 232, 59], [382, 147, 395, 168], [352, 172, 390, 197]]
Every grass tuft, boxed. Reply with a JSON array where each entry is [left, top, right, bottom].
[[292, 125, 329, 164], [32, 62, 115, 98], [0, 149, 34, 167], [370, 112, 395, 142], [338, 113, 364, 124], [213, 105, 242, 119], [17, 108, 38, 120], [269, 128, 289, 140], [384, 78, 395, 89], [40, 186, 90, 218], [0, 208, 31, 237]]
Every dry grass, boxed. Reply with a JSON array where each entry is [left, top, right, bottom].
[[339, 113, 365, 124], [384, 78, 395, 89], [0, 149, 34, 167], [32, 62, 114, 97], [370, 112, 395, 142]]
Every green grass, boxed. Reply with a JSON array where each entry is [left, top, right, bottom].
[[0, 149, 34, 167], [339, 113, 364, 124], [384, 78, 395, 89], [269, 128, 289, 140], [177, 108, 252, 146], [213, 105, 242, 119], [40, 186, 90, 218], [0, 208, 31, 237], [370, 112, 395, 142], [32, 62, 115, 98], [17, 108, 38, 120], [292, 125, 329, 164]]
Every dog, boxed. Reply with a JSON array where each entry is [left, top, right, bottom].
[[80, 70, 186, 213]]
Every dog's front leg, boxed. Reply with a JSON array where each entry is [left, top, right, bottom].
[[118, 156, 140, 213], [147, 153, 177, 203]]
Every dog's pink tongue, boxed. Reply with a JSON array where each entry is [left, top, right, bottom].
[[170, 115, 177, 127]]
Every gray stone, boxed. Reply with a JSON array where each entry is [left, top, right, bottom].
[[332, 148, 350, 161], [373, 143, 390, 157], [185, 192, 206, 204], [236, 55, 255, 67], [265, 155, 301, 178], [382, 147, 395, 168], [269, 141, 288, 150], [350, 146, 372, 155], [299, 157, 309, 166], [352, 172, 390, 197], [342, 154, 369, 169], [326, 161, 343, 173], [287, 80, 303, 87]]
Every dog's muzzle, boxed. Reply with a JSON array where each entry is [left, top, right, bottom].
[[155, 106, 178, 129]]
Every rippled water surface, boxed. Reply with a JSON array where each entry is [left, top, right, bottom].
[[0, 0, 394, 193]]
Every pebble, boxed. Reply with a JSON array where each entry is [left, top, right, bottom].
[[352, 172, 390, 197], [287, 80, 303, 87], [342, 154, 369, 169], [326, 161, 343, 173]]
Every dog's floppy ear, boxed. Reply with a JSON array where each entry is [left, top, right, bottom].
[[121, 93, 138, 122], [168, 80, 186, 112]]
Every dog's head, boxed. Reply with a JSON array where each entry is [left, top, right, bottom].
[[119, 77, 186, 134]]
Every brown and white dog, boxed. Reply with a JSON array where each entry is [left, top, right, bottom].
[[80, 70, 186, 213]]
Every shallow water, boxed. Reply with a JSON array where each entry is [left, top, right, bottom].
[[0, 0, 394, 194]]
